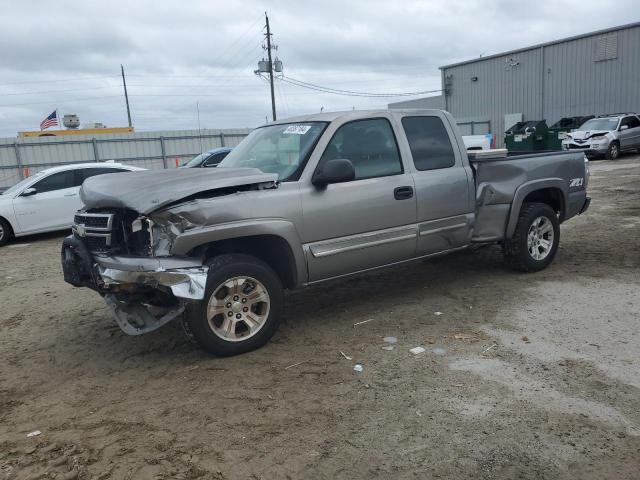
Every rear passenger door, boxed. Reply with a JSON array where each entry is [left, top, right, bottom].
[[619, 116, 640, 150], [401, 115, 474, 256]]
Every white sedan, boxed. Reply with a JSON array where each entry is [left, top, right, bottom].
[[0, 162, 144, 246]]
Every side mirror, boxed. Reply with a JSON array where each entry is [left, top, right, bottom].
[[620, 125, 629, 131], [312, 158, 356, 188], [21, 187, 37, 197]]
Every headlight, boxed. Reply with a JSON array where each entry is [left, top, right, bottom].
[[565, 134, 572, 140]]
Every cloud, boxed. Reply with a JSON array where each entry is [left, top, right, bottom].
[[0, 0, 636, 136]]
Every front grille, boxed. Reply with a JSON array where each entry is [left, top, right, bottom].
[[83, 234, 110, 252], [568, 144, 589, 149], [73, 208, 150, 255], [73, 212, 116, 252], [73, 213, 113, 231]]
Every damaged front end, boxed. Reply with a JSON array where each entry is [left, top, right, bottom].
[[61, 230, 207, 335], [62, 167, 279, 336]]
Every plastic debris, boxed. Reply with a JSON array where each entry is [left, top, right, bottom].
[[409, 346, 426, 355], [383, 336, 397, 344], [353, 319, 374, 327], [353, 364, 364, 373], [432, 347, 447, 356], [340, 351, 352, 360], [481, 343, 498, 355], [284, 361, 307, 370], [454, 333, 476, 340], [381, 345, 394, 351], [434, 311, 444, 316], [26, 430, 41, 437]]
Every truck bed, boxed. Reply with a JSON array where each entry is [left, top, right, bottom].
[[468, 150, 588, 242]]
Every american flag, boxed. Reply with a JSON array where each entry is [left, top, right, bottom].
[[40, 110, 58, 130]]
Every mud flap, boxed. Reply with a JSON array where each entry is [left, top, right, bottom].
[[104, 294, 185, 335]]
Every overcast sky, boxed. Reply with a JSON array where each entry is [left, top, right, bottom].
[[0, 1, 637, 136]]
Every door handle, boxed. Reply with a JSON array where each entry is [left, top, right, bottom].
[[64, 193, 78, 197], [394, 186, 414, 200]]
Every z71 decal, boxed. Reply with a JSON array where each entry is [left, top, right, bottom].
[[569, 178, 584, 188]]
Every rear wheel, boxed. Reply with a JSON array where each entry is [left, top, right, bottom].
[[185, 254, 283, 356], [0, 218, 13, 247], [605, 141, 620, 160], [504, 203, 560, 272]]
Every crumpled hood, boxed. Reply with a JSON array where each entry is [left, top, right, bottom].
[[569, 129, 609, 140], [80, 167, 278, 215]]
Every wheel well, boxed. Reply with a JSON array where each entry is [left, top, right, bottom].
[[522, 188, 565, 221], [194, 235, 297, 289], [0, 215, 14, 235]]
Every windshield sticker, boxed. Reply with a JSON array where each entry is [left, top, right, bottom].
[[283, 125, 312, 135]]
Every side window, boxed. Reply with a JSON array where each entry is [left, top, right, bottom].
[[32, 170, 79, 193], [80, 168, 128, 181], [401, 116, 456, 171], [319, 118, 402, 180], [203, 152, 229, 167], [622, 116, 640, 129]]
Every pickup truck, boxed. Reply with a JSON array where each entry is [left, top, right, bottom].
[[62, 109, 590, 356]]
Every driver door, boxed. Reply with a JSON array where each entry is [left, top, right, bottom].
[[301, 118, 417, 282], [13, 169, 82, 233]]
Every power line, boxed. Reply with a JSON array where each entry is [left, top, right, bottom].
[[0, 74, 120, 87], [280, 76, 442, 98]]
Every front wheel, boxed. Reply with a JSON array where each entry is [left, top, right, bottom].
[[503, 202, 560, 272], [605, 141, 620, 160], [0, 218, 13, 247], [185, 254, 283, 356]]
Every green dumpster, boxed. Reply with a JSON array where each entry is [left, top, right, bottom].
[[546, 116, 594, 150], [505, 120, 549, 152]]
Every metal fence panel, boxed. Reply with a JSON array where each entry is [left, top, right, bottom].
[[0, 127, 251, 189]]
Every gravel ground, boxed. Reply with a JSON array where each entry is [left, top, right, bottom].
[[1, 155, 639, 480]]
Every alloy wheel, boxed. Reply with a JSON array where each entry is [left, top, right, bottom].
[[206, 276, 270, 342], [527, 216, 554, 261]]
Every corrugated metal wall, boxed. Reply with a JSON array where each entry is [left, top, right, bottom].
[[442, 24, 640, 147], [388, 95, 445, 109], [0, 128, 250, 190]]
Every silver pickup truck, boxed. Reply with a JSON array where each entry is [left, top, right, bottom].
[[62, 109, 590, 356]]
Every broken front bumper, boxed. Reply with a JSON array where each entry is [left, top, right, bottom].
[[61, 235, 208, 300], [61, 235, 208, 336], [96, 256, 208, 300]]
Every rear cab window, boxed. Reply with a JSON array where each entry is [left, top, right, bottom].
[[401, 116, 455, 171]]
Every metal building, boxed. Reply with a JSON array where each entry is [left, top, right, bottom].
[[391, 22, 640, 146]]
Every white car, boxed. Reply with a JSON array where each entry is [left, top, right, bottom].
[[0, 162, 144, 246]]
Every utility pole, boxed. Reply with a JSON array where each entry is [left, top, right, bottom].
[[265, 12, 276, 121], [121, 64, 133, 127]]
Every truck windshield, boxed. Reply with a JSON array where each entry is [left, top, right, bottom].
[[218, 122, 327, 181], [579, 118, 619, 131]]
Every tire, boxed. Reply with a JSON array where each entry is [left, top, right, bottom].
[[605, 141, 620, 160], [185, 254, 284, 356], [504, 202, 560, 272], [0, 218, 13, 247]]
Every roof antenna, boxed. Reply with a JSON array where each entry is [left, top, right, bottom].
[[320, 106, 324, 112]]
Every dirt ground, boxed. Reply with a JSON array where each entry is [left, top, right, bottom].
[[1, 155, 639, 480]]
